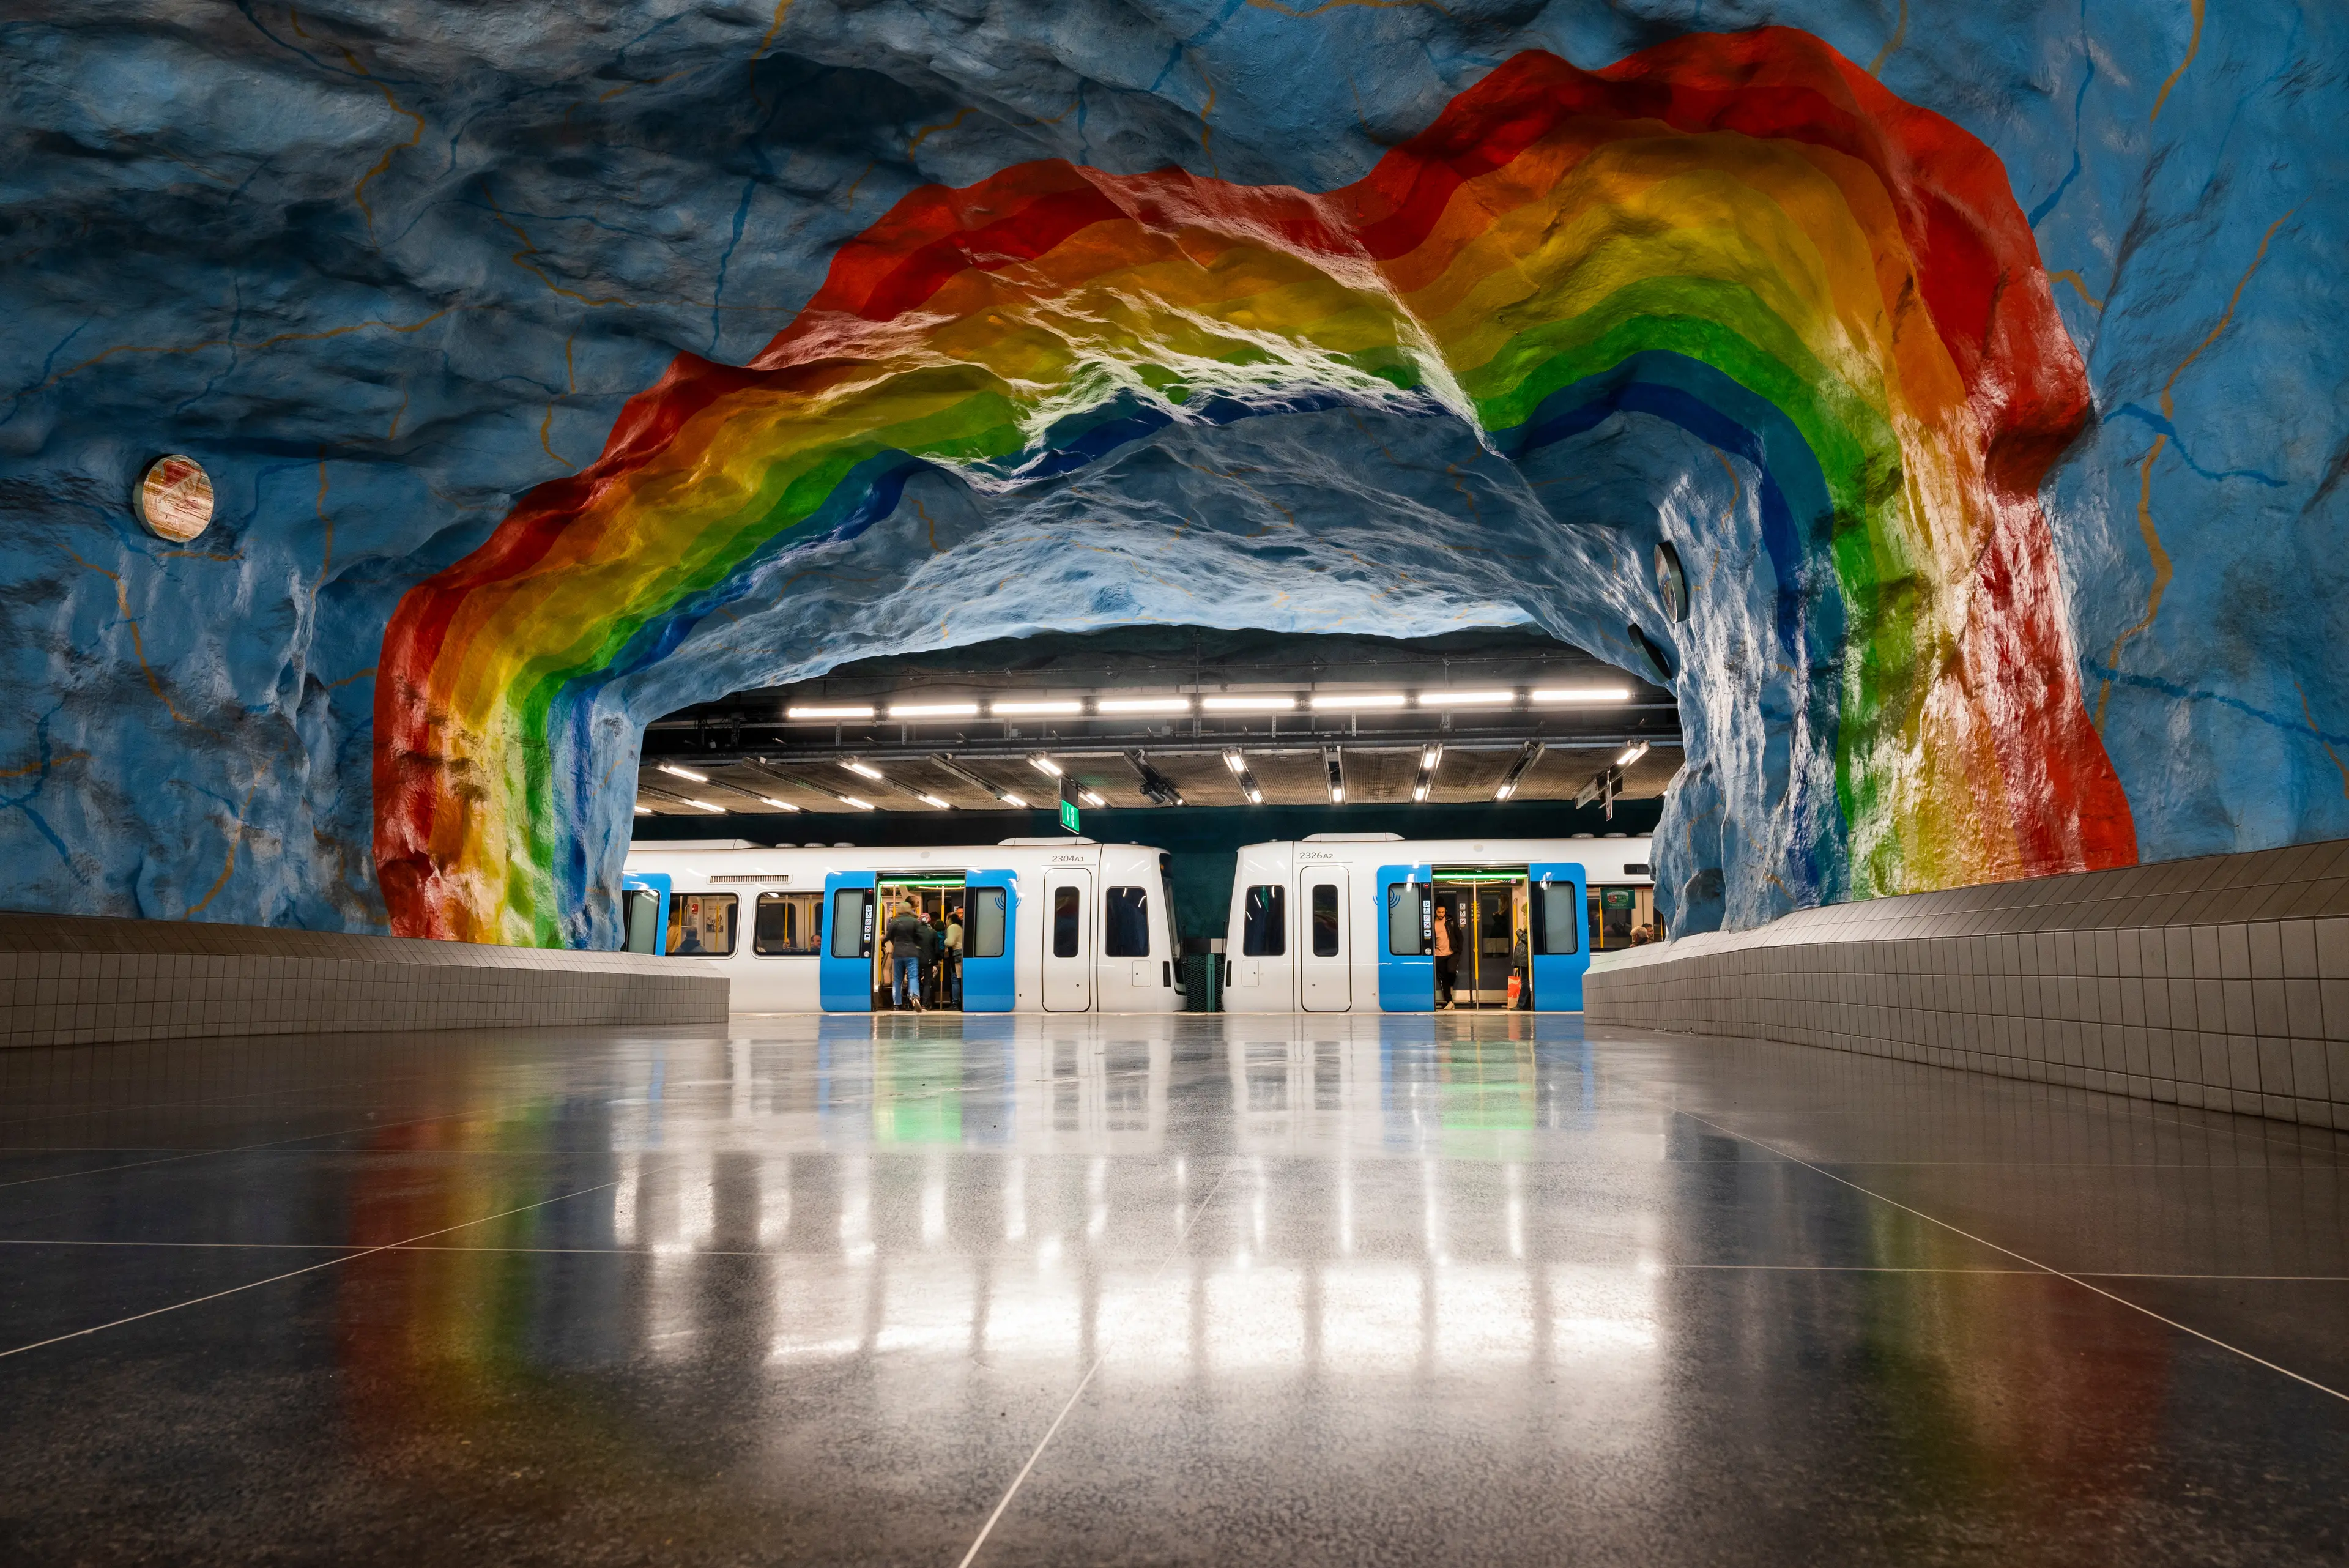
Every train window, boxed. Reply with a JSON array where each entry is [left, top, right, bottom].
[[665, 893, 737, 957], [1241, 884, 1285, 956], [1534, 881, 1580, 955], [1053, 886, 1082, 958], [1105, 886, 1149, 956], [1387, 884, 1427, 954], [622, 890, 660, 954], [1310, 883, 1339, 956], [968, 887, 1006, 957], [754, 891, 822, 956], [830, 889, 873, 957]]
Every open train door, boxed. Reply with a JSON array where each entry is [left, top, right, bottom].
[[820, 871, 878, 1012], [1528, 861, 1589, 1011], [1375, 864, 1433, 1013], [960, 869, 1018, 1013]]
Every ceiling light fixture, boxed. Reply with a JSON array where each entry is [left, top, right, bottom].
[[841, 760, 884, 781], [1413, 742, 1442, 805], [1324, 745, 1345, 805], [1124, 748, 1186, 807], [991, 699, 1084, 716], [1222, 747, 1263, 804], [686, 798, 726, 814], [633, 804, 653, 816], [888, 701, 979, 719], [1096, 696, 1192, 714], [1027, 754, 1063, 778], [1493, 738, 1545, 801], [785, 704, 874, 720], [1078, 789, 1105, 808], [1201, 694, 1296, 712], [1417, 689, 1516, 708], [1309, 692, 1405, 710], [1617, 741, 1652, 768], [656, 763, 708, 783], [918, 793, 952, 809], [837, 795, 876, 811], [757, 796, 801, 812], [1531, 685, 1633, 704], [1000, 792, 1030, 808]]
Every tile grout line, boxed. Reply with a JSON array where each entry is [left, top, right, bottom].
[[1670, 1107, 2349, 1405], [0, 1180, 615, 1362], [0, 1107, 483, 1193], [954, 1159, 1238, 1568], [1, 1238, 2343, 1286]]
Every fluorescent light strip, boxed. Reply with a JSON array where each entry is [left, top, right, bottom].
[[990, 699, 1084, 716], [1617, 742, 1652, 767], [841, 760, 884, 781], [1027, 755, 1063, 777], [757, 796, 801, 812], [1096, 697, 1192, 714], [1222, 749, 1247, 775], [917, 793, 952, 809], [837, 795, 875, 811], [686, 799, 725, 814], [633, 804, 652, 816], [1417, 690, 1516, 707], [1531, 686, 1632, 704], [887, 702, 979, 718], [1309, 692, 1405, 710], [786, 704, 874, 720], [656, 763, 707, 783], [1201, 694, 1296, 712], [1078, 790, 1105, 808], [999, 792, 1029, 808]]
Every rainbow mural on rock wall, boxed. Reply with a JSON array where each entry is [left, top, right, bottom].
[[376, 26, 2136, 946]]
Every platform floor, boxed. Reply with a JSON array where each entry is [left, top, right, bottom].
[[1, 1014, 2343, 1564]]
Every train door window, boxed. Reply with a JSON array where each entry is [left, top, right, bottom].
[[831, 888, 874, 957], [968, 887, 1007, 956], [666, 893, 737, 956], [1105, 886, 1150, 956], [754, 891, 822, 956], [1310, 883, 1340, 957], [1053, 885, 1082, 958], [622, 890, 659, 954], [1534, 880, 1580, 954], [1241, 885, 1286, 956], [1387, 883, 1428, 954]]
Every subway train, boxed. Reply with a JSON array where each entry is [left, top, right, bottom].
[[1220, 833, 1658, 1014], [621, 839, 1184, 1014]]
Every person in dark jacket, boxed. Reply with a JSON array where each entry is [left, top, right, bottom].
[[886, 899, 925, 1009]]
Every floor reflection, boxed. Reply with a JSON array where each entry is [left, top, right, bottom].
[[1, 1016, 2342, 1563]]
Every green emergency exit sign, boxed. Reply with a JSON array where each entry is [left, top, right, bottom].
[[1059, 798, 1080, 834]]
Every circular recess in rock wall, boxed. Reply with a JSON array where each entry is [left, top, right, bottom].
[[1654, 541, 1688, 624], [135, 455, 214, 543]]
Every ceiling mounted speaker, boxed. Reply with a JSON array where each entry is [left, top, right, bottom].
[[135, 455, 213, 543]]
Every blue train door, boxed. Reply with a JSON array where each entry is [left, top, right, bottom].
[[1375, 864, 1434, 1013], [960, 870, 1018, 1013], [1528, 862, 1589, 1011], [820, 871, 878, 1012], [620, 873, 670, 953]]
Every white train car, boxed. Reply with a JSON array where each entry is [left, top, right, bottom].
[[621, 839, 1183, 1015], [1220, 832, 1657, 1014]]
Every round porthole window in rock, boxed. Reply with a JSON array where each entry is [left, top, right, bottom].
[[1654, 540, 1689, 624], [135, 455, 214, 543]]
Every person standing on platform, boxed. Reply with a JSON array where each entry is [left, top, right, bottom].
[[944, 905, 963, 1008], [887, 898, 925, 1011], [1433, 905, 1457, 1011]]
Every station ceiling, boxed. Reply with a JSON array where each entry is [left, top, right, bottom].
[[635, 626, 1682, 820]]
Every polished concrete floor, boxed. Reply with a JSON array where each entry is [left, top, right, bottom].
[[0, 1014, 2345, 1566]]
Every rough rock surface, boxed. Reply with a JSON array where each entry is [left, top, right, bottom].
[[0, 2, 2341, 943]]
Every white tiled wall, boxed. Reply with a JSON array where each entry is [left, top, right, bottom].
[[0, 914, 728, 1049], [1586, 839, 2349, 1132]]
